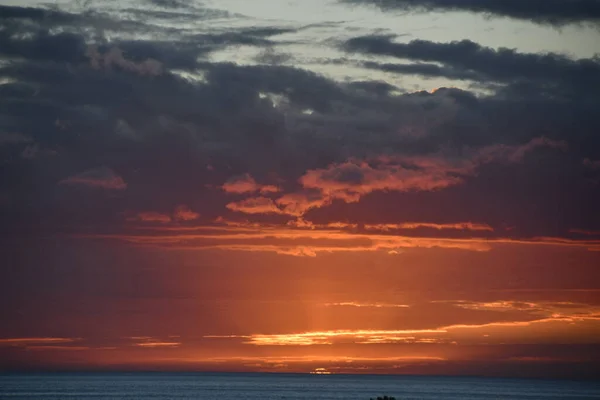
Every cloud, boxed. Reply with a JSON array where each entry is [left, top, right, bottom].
[[275, 192, 331, 217], [341, 0, 600, 27], [209, 306, 600, 346], [584, 158, 600, 170], [86, 46, 164, 77], [0, 337, 91, 351], [134, 341, 181, 348], [0, 25, 86, 64], [126, 205, 199, 223], [0, 132, 33, 145], [128, 212, 173, 223], [324, 302, 410, 308], [343, 35, 600, 98], [0, 337, 77, 346], [442, 300, 600, 318], [285, 220, 359, 230], [298, 158, 467, 200], [570, 229, 600, 236], [0, 1, 599, 255], [23, 346, 90, 351], [281, 137, 566, 214], [173, 205, 200, 221], [238, 329, 446, 346], [20, 144, 57, 160], [226, 197, 285, 215], [145, 0, 188, 8], [0, 0, 599, 379], [365, 222, 493, 232], [222, 174, 280, 194], [479, 137, 568, 163], [59, 167, 127, 190], [254, 47, 293, 65], [79, 224, 600, 256], [195, 355, 446, 368], [127, 336, 181, 348]]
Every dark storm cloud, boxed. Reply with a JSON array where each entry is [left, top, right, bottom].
[[0, 2, 599, 237], [360, 60, 483, 82], [346, 80, 401, 96], [0, 4, 297, 71], [0, 5, 80, 24], [145, 0, 188, 8], [341, 0, 600, 27], [0, 29, 87, 64], [59, 166, 128, 190], [344, 35, 600, 99], [0, 4, 166, 36]]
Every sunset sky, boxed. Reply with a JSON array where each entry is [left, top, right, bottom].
[[1, 0, 600, 379]]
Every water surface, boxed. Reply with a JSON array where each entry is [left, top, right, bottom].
[[1, 372, 599, 399]]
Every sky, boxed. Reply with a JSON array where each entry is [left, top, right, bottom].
[[1, 0, 600, 379]]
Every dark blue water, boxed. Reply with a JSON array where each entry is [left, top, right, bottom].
[[0, 373, 598, 399]]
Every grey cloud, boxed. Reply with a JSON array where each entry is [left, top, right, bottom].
[[86, 46, 164, 76], [121, 7, 230, 24], [341, 0, 600, 26], [360, 60, 484, 82], [0, 5, 80, 24], [0, 28, 87, 64], [0, 4, 164, 36], [343, 35, 600, 99], [347, 80, 401, 96], [59, 166, 127, 190], [254, 48, 293, 65], [0, 4, 599, 237], [0, 3, 317, 74], [144, 0, 189, 8], [0, 132, 33, 145]]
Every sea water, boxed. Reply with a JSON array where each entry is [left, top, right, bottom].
[[0, 372, 599, 399]]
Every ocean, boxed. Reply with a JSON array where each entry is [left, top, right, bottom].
[[0, 373, 598, 399]]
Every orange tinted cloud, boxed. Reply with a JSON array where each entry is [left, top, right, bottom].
[[173, 205, 200, 221], [0, 337, 78, 346], [226, 197, 285, 215], [82, 224, 600, 255], [208, 329, 446, 346], [365, 222, 494, 232], [275, 192, 330, 216], [222, 174, 280, 194], [59, 166, 127, 190], [213, 217, 263, 229], [128, 337, 181, 348], [208, 311, 600, 346], [324, 302, 410, 308], [125, 205, 199, 224], [24, 346, 91, 351], [194, 355, 446, 365], [135, 342, 181, 348], [442, 300, 600, 319], [299, 159, 465, 202], [128, 212, 173, 223], [101, 229, 493, 252], [280, 137, 566, 215], [0, 338, 87, 352], [286, 219, 358, 229]]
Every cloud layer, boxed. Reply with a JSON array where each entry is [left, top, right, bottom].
[[342, 0, 600, 26], [0, 0, 599, 377]]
